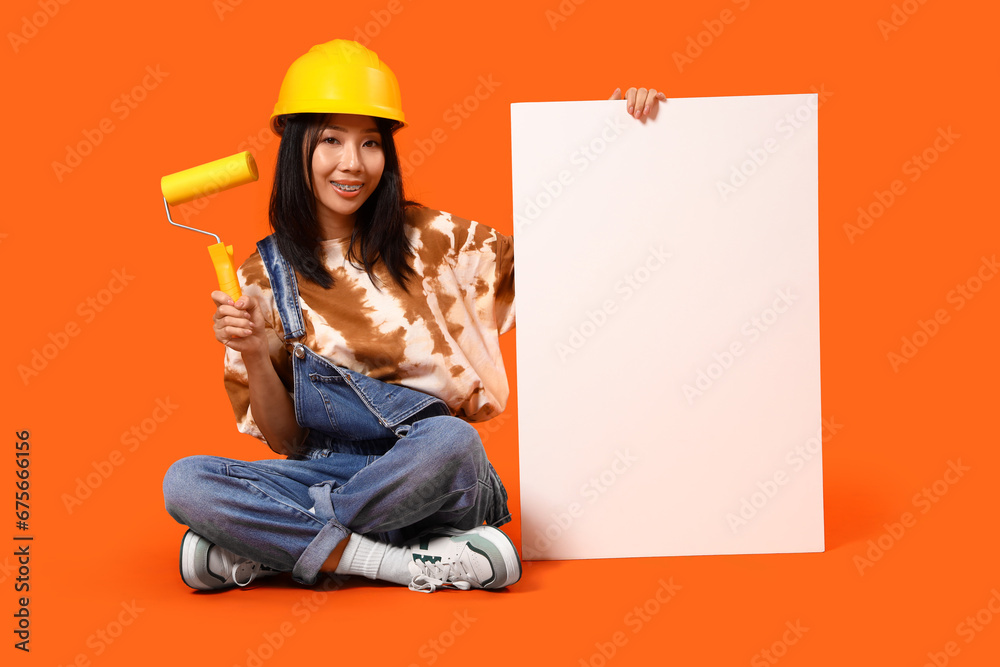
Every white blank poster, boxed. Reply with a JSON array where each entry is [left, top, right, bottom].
[[511, 94, 822, 560]]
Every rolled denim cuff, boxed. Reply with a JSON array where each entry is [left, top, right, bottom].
[[292, 517, 349, 585], [292, 481, 349, 584]]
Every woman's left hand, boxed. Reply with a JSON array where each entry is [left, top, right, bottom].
[[610, 87, 667, 119]]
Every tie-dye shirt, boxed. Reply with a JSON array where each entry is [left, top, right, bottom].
[[223, 206, 515, 443]]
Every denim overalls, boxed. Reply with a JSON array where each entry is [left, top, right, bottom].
[[163, 235, 510, 585]]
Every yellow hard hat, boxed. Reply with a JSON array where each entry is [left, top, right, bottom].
[[270, 39, 406, 135]]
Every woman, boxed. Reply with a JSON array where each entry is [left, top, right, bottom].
[[162, 39, 665, 593]]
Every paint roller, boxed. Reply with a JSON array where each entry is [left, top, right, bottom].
[[160, 151, 259, 300]]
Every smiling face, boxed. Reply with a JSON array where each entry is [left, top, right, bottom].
[[309, 113, 385, 239]]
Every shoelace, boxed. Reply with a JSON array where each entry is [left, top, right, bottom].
[[408, 558, 476, 593], [215, 548, 263, 587], [232, 561, 261, 587]]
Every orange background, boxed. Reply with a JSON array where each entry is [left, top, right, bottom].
[[4, 0, 998, 665]]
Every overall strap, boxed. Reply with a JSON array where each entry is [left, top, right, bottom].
[[256, 234, 306, 340]]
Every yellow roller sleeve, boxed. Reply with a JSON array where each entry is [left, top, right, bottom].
[[160, 151, 258, 206]]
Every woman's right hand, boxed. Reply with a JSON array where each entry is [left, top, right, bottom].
[[211, 291, 267, 358]]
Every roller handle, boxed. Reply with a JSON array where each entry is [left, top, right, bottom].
[[208, 242, 242, 301]]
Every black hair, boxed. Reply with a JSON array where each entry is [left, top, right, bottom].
[[268, 113, 418, 291]]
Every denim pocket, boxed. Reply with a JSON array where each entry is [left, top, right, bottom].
[[298, 371, 400, 442], [304, 373, 350, 438]]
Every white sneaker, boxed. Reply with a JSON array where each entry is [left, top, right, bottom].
[[405, 526, 522, 593], [179, 530, 281, 590]]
